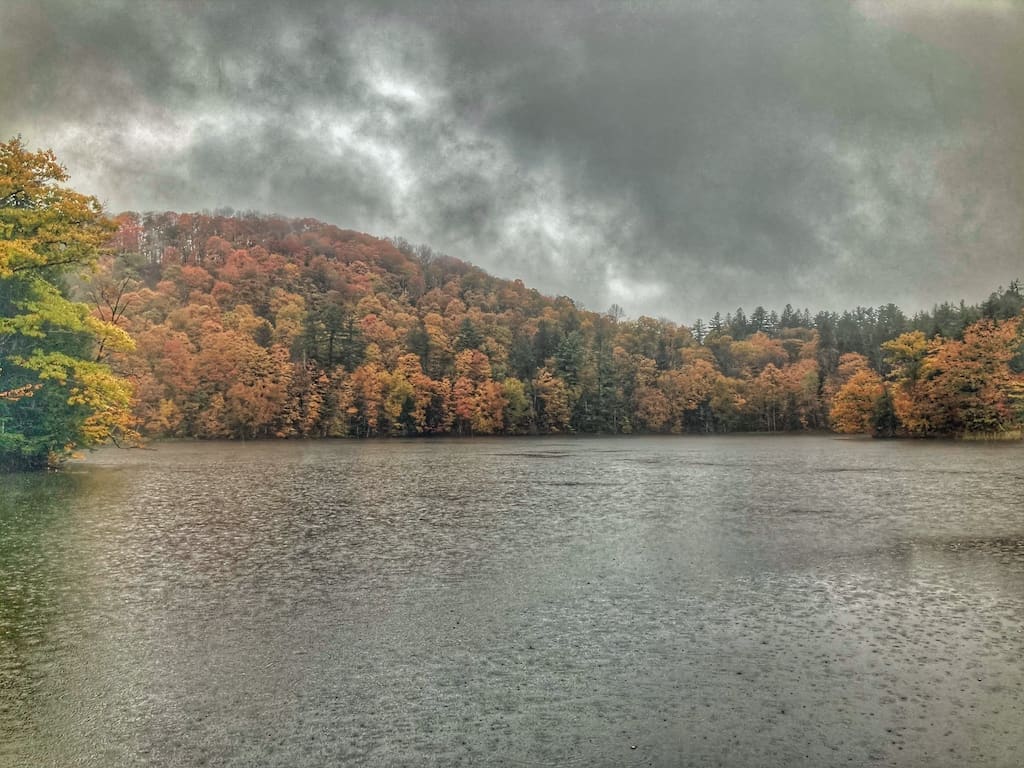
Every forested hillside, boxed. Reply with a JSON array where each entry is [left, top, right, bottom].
[[87, 211, 1024, 440]]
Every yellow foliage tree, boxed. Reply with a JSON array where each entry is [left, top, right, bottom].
[[1, 137, 136, 469]]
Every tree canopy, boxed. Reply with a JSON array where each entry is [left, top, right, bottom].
[[0, 138, 135, 471], [3, 136, 1022, 463], [85, 209, 1024, 442]]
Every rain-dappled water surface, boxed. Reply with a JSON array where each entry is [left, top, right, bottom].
[[1, 436, 1023, 767]]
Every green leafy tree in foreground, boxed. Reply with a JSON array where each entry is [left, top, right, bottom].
[[0, 137, 135, 470]]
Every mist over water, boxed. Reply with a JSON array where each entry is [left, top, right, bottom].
[[2, 436, 1023, 766]]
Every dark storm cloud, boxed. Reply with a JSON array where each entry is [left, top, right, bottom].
[[863, 1, 1024, 293], [1, 0, 1021, 321]]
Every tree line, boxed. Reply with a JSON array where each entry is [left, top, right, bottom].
[[2, 138, 1023, 469], [93, 211, 1023, 442]]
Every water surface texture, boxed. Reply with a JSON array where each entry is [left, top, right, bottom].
[[1, 436, 1023, 767]]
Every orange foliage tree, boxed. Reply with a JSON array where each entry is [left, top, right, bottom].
[[85, 210, 1023, 441]]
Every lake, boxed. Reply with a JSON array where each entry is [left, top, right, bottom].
[[1, 436, 1022, 767]]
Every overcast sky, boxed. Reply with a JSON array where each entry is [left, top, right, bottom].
[[2, 0, 1021, 322]]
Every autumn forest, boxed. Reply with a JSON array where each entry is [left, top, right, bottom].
[[2, 139, 1024, 470]]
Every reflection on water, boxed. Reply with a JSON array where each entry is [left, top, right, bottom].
[[1, 436, 1023, 767]]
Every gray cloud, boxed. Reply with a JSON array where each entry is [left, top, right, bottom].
[[2, 0, 1021, 321]]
